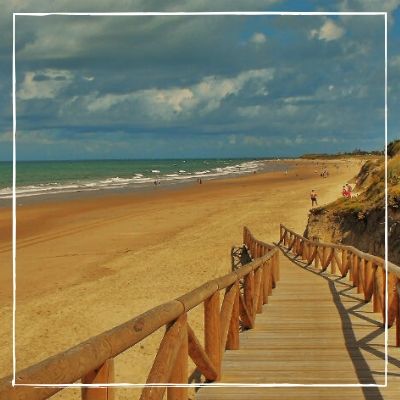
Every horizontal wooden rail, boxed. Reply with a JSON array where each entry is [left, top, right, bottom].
[[0, 228, 279, 400], [279, 224, 400, 347], [279, 224, 400, 277]]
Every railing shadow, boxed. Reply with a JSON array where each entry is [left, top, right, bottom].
[[278, 245, 385, 400]]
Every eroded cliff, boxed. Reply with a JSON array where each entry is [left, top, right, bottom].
[[304, 141, 400, 264]]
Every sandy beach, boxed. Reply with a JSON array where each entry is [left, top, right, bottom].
[[0, 159, 360, 397]]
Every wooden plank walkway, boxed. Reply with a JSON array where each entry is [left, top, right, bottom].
[[197, 249, 400, 400]]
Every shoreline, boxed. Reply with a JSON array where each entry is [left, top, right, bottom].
[[0, 158, 361, 384], [0, 158, 292, 207], [0, 157, 353, 208], [0, 158, 355, 248]]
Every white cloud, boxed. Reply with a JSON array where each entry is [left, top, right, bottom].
[[242, 135, 271, 147], [318, 136, 339, 143], [238, 105, 263, 118], [17, 131, 57, 144], [310, 19, 345, 42], [249, 32, 267, 44], [283, 95, 313, 104], [17, 69, 74, 100], [238, 103, 300, 119], [85, 68, 274, 120]]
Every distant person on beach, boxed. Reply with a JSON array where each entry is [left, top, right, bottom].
[[321, 168, 329, 178], [342, 186, 350, 198], [310, 190, 318, 207]]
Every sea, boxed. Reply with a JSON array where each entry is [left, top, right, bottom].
[[0, 158, 288, 201]]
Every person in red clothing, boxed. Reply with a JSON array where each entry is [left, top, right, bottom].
[[346, 183, 353, 198], [342, 186, 350, 198]]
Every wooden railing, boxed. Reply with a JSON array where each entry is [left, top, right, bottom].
[[279, 224, 400, 347], [0, 227, 279, 400]]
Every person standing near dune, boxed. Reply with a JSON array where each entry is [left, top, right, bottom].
[[310, 189, 318, 207]]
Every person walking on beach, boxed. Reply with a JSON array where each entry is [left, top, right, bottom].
[[310, 190, 318, 207]]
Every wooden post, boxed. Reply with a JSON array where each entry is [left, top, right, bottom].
[[239, 293, 253, 329], [220, 285, 238, 353], [308, 244, 314, 264], [341, 249, 346, 276], [244, 271, 255, 317], [274, 252, 280, 282], [187, 324, 218, 381], [352, 255, 359, 287], [82, 359, 115, 400], [373, 268, 383, 313], [363, 261, 375, 302], [226, 282, 240, 350], [322, 247, 328, 268], [254, 267, 263, 315], [141, 314, 187, 400], [270, 256, 276, 289], [349, 253, 353, 281], [263, 261, 270, 304], [167, 322, 188, 400], [347, 251, 352, 279], [331, 250, 337, 275], [303, 242, 308, 260], [358, 258, 365, 294], [315, 246, 320, 269], [387, 273, 399, 328], [204, 292, 221, 380]]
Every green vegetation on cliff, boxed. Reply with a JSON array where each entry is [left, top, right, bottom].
[[315, 140, 400, 216], [300, 149, 384, 160]]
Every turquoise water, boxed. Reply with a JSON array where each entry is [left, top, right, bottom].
[[0, 159, 286, 199]]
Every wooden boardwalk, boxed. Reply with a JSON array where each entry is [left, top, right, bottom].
[[197, 249, 400, 400], [1, 226, 398, 400]]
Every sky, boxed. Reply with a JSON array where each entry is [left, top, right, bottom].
[[0, 0, 399, 160]]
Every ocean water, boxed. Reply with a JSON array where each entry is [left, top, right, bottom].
[[0, 158, 287, 200]]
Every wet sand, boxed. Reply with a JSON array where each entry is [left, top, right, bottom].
[[0, 159, 360, 397]]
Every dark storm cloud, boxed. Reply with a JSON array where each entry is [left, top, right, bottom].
[[0, 0, 398, 160]]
